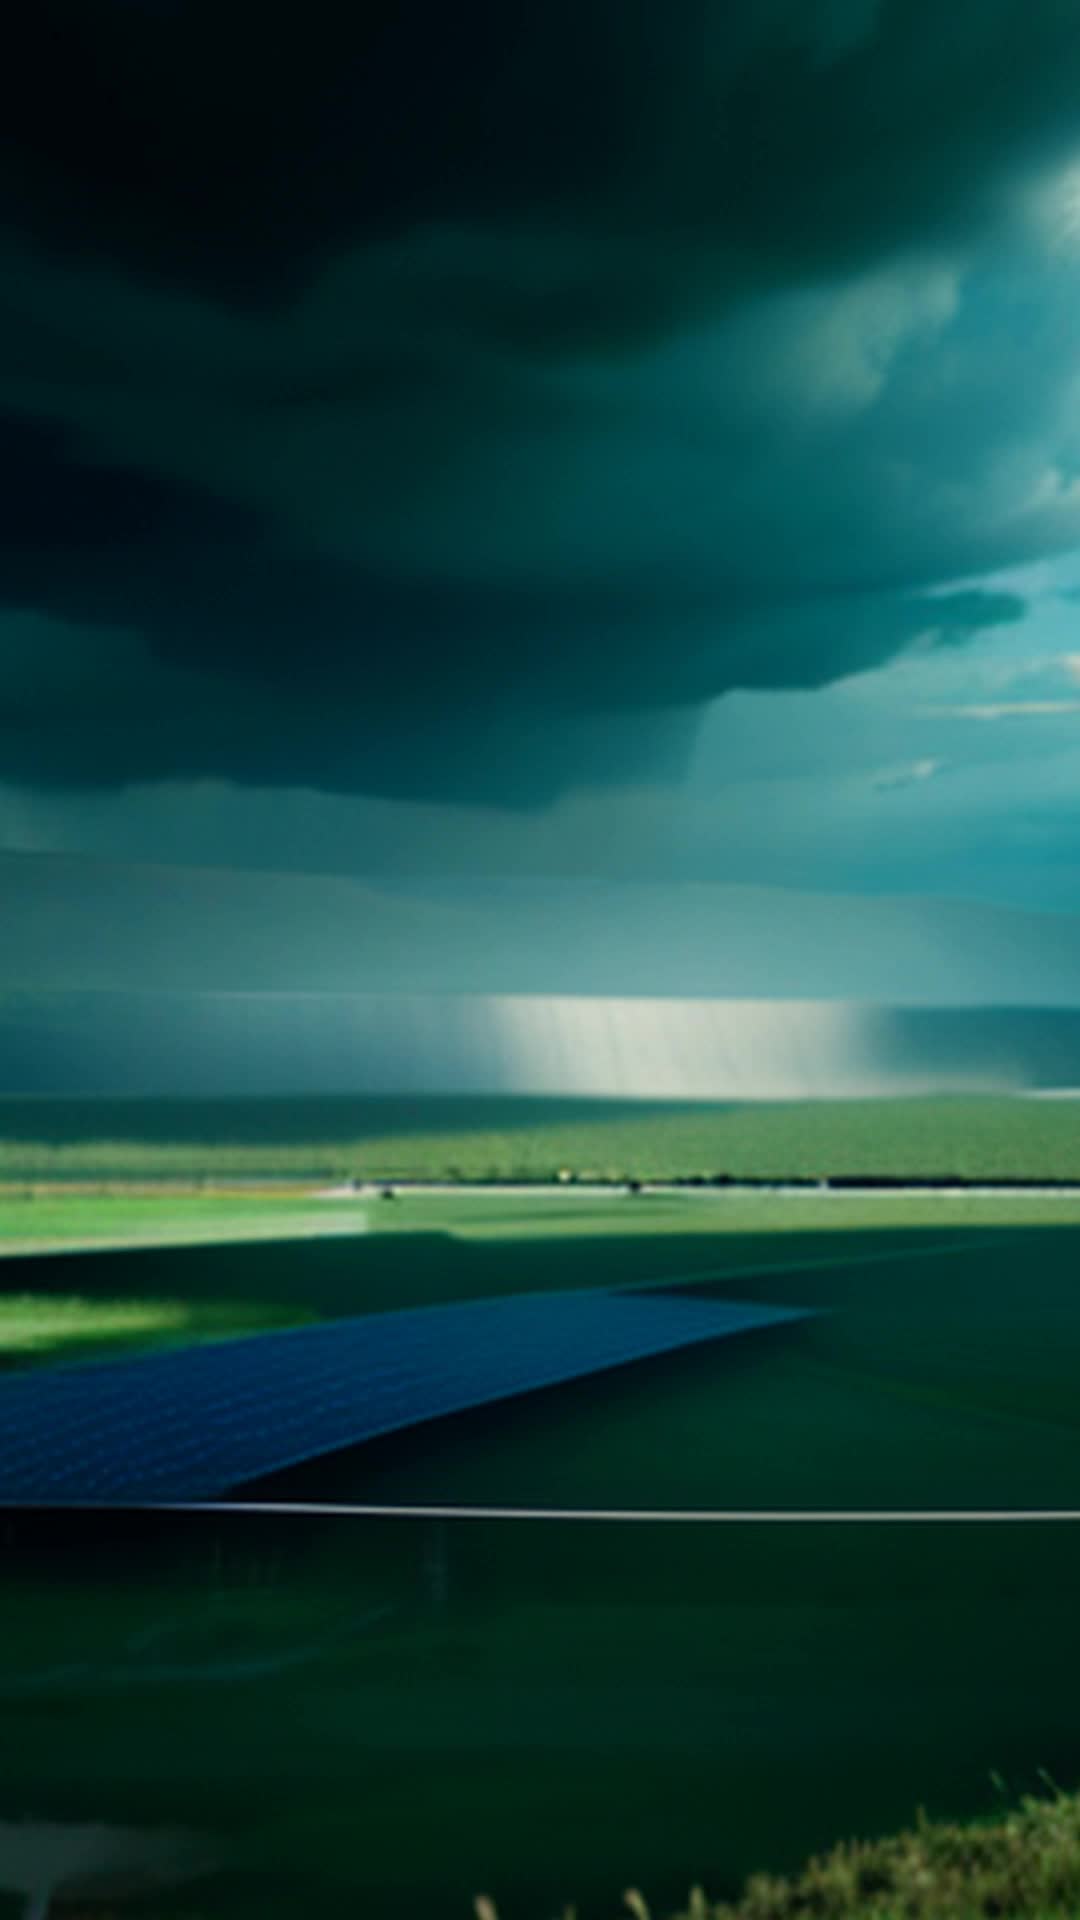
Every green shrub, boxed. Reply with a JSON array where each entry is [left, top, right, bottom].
[[475, 1787, 1080, 1920]]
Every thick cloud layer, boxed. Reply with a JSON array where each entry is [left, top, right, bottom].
[[10, 0, 1080, 316], [4, 1, 1080, 801]]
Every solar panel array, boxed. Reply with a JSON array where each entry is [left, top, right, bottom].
[[0, 1286, 812, 1504]]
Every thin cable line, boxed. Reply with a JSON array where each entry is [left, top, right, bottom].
[[21, 1501, 1080, 1524]]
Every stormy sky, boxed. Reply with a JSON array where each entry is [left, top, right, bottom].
[[6, 0, 1080, 1009]]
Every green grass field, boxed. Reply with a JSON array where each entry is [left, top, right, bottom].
[[0, 1187, 372, 1256], [235, 1206, 1080, 1517], [5, 1187, 1080, 1370], [2, 1091, 1079, 1182], [4, 1510, 1080, 1918], [3, 1188, 1080, 1913], [693, 1784, 1080, 1918], [0, 1189, 368, 1361]]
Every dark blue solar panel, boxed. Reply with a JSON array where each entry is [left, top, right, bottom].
[[0, 1287, 813, 1503]]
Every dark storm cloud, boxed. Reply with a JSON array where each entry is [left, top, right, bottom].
[[0, 399, 1024, 800], [0, 409, 710, 800], [1, 0, 1079, 800], [8, 0, 1080, 322]]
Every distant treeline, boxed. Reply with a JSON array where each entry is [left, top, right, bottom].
[[356, 1169, 1080, 1189]]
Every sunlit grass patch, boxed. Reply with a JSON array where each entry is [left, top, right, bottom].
[[0, 1293, 316, 1367], [0, 1190, 368, 1256], [0, 1294, 190, 1352]]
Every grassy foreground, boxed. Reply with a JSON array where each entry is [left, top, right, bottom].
[[498, 1786, 1080, 1919], [2, 1093, 1079, 1183], [664, 1787, 1080, 1919], [3, 1510, 1080, 1919]]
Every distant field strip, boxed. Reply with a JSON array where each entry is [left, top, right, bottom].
[[0, 1286, 812, 1503], [0, 1195, 371, 1258], [3, 1093, 1079, 1181], [150, 1501, 1080, 1523], [9, 1187, 1080, 1261]]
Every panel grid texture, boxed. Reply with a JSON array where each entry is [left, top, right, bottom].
[[0, 1286, 811, 1503]]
